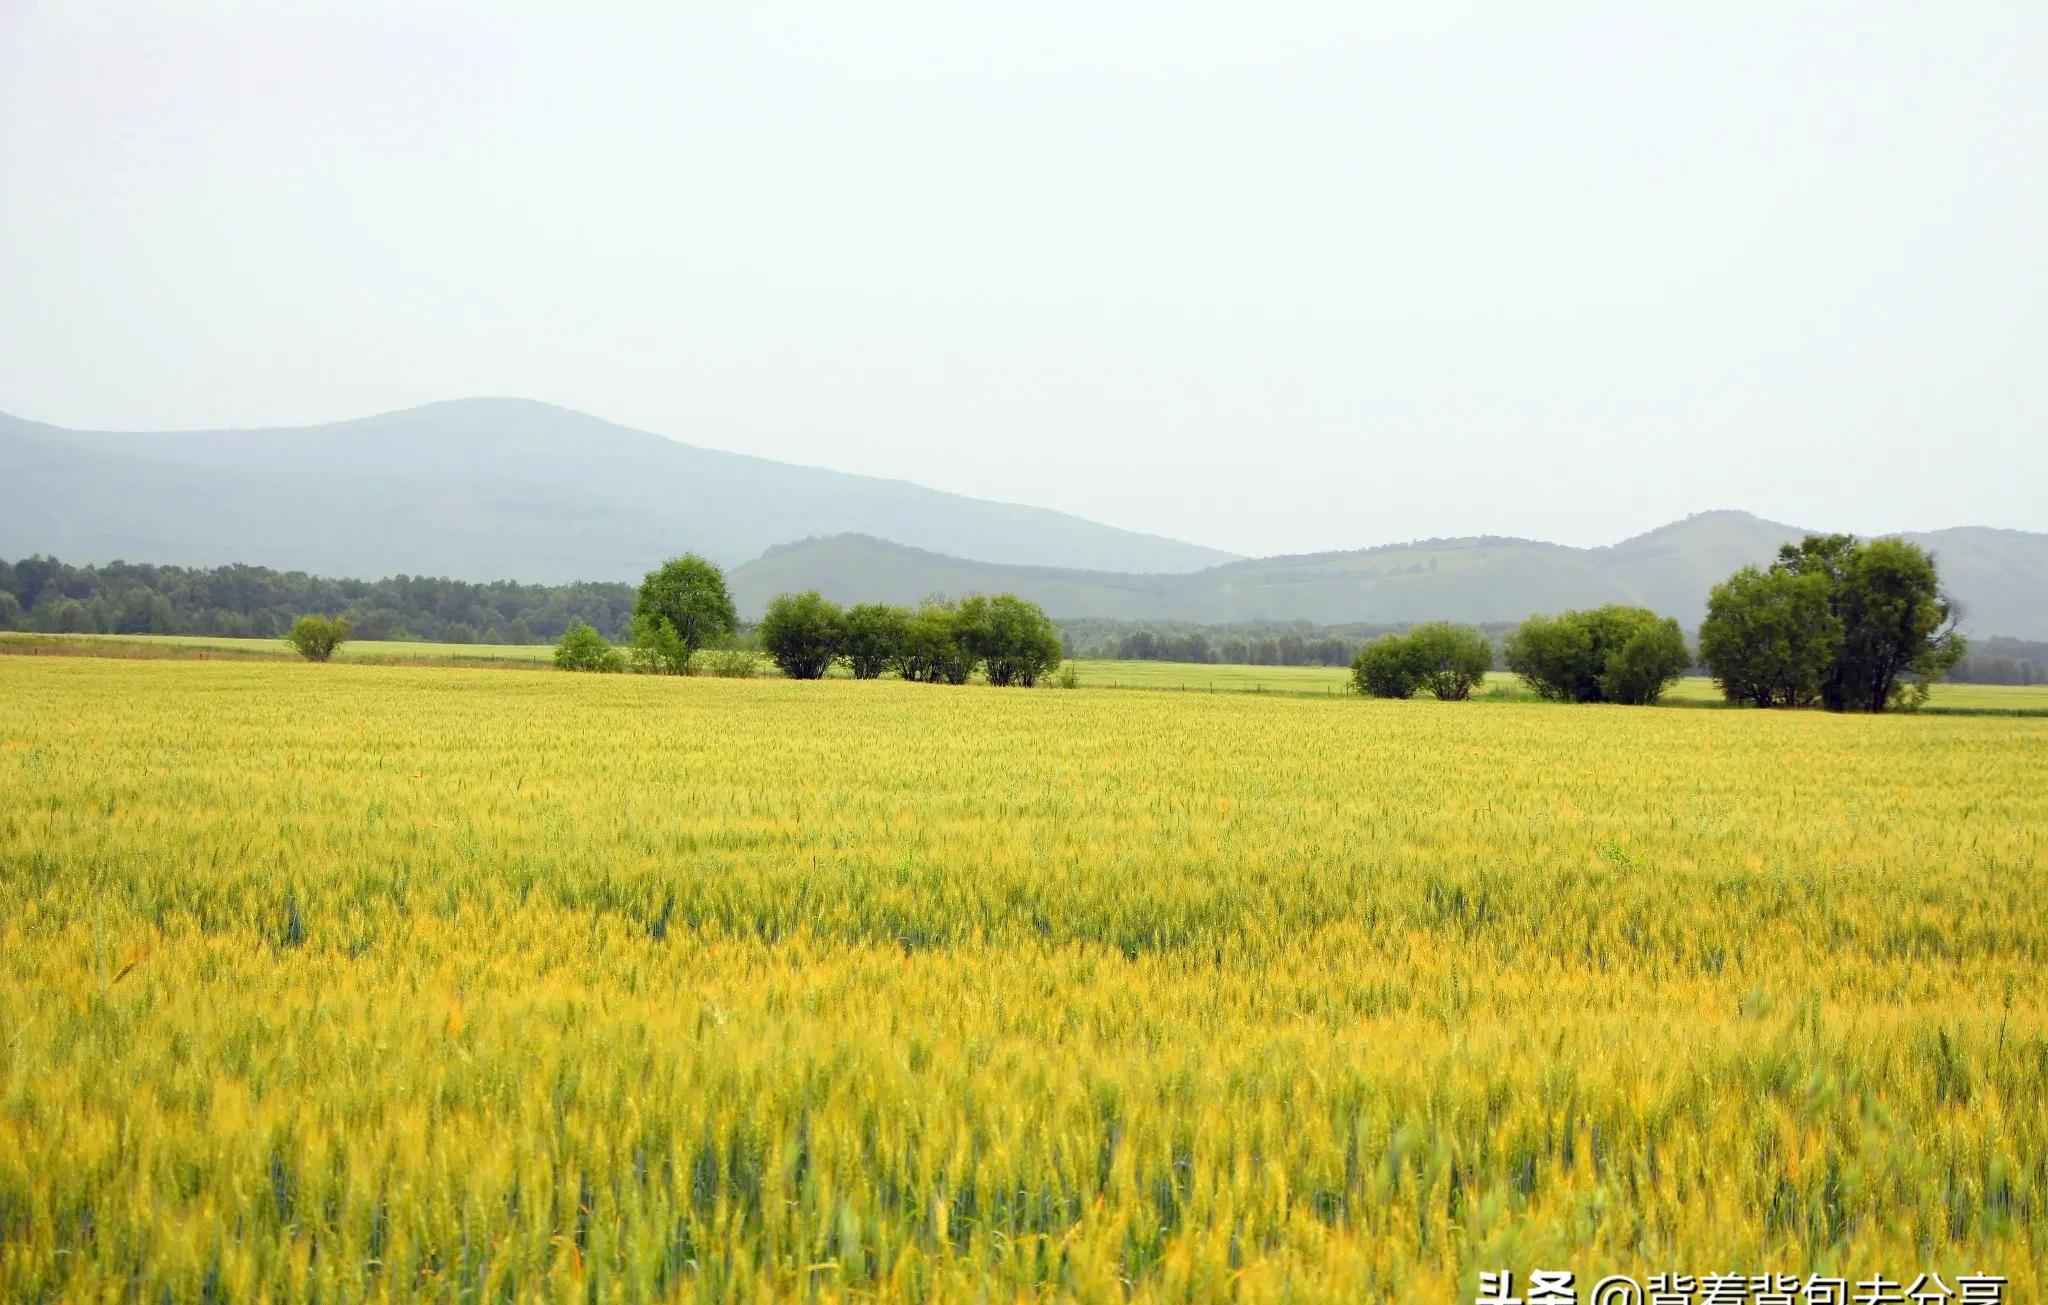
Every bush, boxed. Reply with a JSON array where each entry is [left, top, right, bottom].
[[629, 613, 694, 675], [699, 646, 759, 679], [1351, 637, 1420, 699], [554, 621, 624, 673], [286, 615, 350, 662], [956, 594, 1063, 687], [1504, 606, 1688, 705], [840, 603, 911, 679], [758, 591, 845, 680]]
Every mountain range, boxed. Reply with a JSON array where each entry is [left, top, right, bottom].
[[4, 398, 2042, 636], [728, 515, 2048, 637], [0, 398, 1233, 580]]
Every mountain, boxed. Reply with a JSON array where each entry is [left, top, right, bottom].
[[730, 512, 2048, 637], [0, 399, 1235, 581]]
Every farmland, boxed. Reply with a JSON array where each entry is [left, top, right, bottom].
[[7, 632, 2047, 715], [2, 655, 2045, 1301]]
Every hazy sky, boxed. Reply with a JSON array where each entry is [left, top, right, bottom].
[[3, 2, 2043, 556]]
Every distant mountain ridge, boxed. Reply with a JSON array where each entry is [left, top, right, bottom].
[[0, 398, 1236, 581], [729, 512, 2048, 638], [5, 399, 2040, 637]]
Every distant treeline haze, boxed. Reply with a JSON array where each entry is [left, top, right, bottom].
[[0, 556, 635, 645], [3, 554, 2042, 684]]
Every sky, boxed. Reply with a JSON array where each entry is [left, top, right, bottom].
[[3, 1, 2044, 557]]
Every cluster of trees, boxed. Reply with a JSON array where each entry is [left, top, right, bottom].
[[1351, 606, 1691, 706], [1699, 534, 1965, 710], [1064, 619, 1525, 668], [1104, 627, 1356, 667], [551, 556, 1066, 687], [551, 555, 746, 675], [754, 592, 1064, 685], [0, 555, 635, 644], [1950, 637, 2048, 686], [1351, 623, 1495, 699], [1505, 606, 1693, 705], [1349, 534, 1973, 713]]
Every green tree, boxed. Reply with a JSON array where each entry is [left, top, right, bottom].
[[956, 594, 1062, 686], [0, 591, 21, 630], [758, 591, 846, 680], [1504, 605, 1688, 705], [631, 555, 736, 675], [1717, 534, 1965, 711], [1351, 636, 1420, 699], [553, 621, 624, 672], [1599, 616, 1691, 706], [896, 601, 975, 684], [840, 603, 910, 679], [286, 614, 351, 662], [1698, 566, 1840, 707], [1405, 622, 1493, 700], [1830, 538, 1966, 711]]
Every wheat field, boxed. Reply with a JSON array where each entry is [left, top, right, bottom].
[[2, 656, 2043, 1301]]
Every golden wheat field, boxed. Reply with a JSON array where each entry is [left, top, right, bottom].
[[2, 656, 2044, 1303]]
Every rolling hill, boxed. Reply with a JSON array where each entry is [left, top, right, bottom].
[[0, 399, 1235, 581], [730, 512, 2048, 637]]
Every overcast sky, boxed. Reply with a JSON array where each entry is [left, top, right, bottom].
[[3, 2, 2043, 556]]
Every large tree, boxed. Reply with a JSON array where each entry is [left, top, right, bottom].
[[1698, 565, 1839, 707], [632, 554, 736, 674], [1710, 534, 1965, 711]]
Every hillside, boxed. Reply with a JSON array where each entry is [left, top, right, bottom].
[[0, 399, 1235, 581], [731, 512, 2048, 637]]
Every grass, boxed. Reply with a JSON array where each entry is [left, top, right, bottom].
[[1, 654, 2043, 1301], [9, 634, 2044, 714], [1070, 657, 2048, 714]]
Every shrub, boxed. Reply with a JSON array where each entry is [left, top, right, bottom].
[[629, 613, 694, 675], [699, 646, 760, 678], [1351, 637, 1420, 699], [840, 603, 911, 679], [758, 591, 845, 680], [1504, 606, 1688, 705], [286, 615, 350, 662], [554, 621, 624, 672]]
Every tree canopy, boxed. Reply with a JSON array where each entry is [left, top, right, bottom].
[[1504, 606, 1689, 706], [758, 591, 846, 680], [632, 555, 736, 674], [1702, 534, 1964, 711]]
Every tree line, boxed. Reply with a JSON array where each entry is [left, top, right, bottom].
[[1349, 533, 1968, 712], [0, 555, 634, 645], [553, 555, 1068, 687]]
